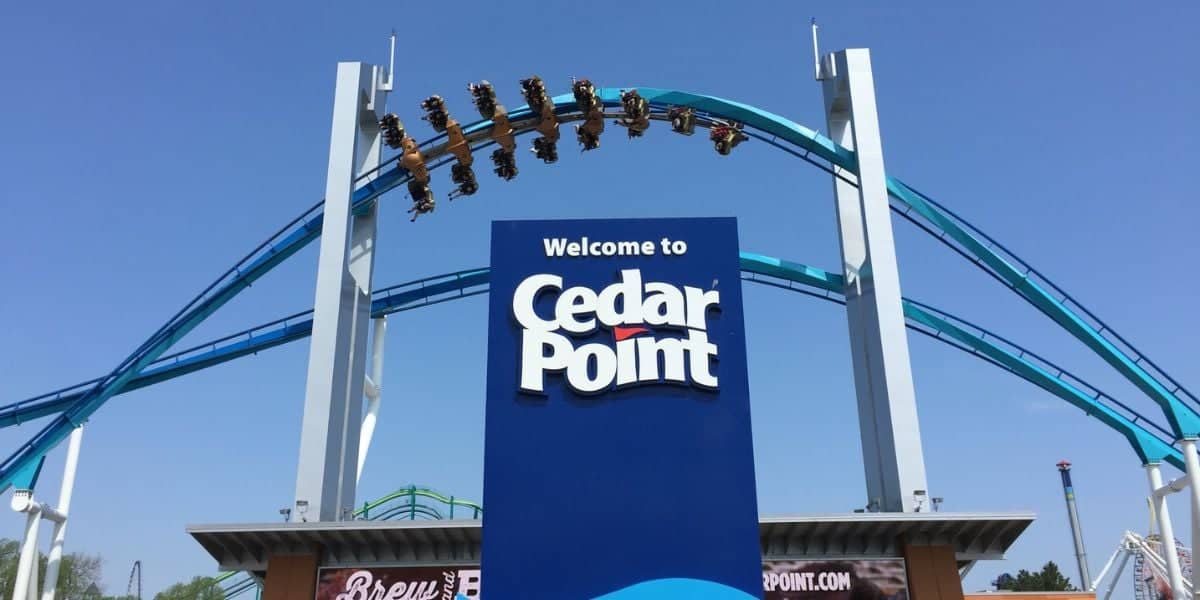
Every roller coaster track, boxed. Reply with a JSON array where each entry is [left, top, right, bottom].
[[1, 86, 1194, 492], [0, 253, 1181, 470]]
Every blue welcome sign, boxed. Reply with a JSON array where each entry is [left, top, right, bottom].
[[482, 217, 762, 599]]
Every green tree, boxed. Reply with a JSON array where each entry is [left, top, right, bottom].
[[0, 538, 21, 594], [999, 561, 1076, 591], [54, 552, 104, 598], [154, 575, 225, 600], [0, 537, 107, 597]]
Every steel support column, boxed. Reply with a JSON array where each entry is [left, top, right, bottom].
[[1057, 461, 1092, 589], [11, 494, 41, 600], [821, 48, 929, 512], [1147, 463, 1187, 599], [293, 61, 386, 522], [1181, 438, 1200, 596], [357, 316, 387, 483], [41, 426, 83, 600]]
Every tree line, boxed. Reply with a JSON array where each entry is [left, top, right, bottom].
[[0, 538, 224, 599]]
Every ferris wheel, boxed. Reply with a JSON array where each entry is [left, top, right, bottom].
[[1092, 532, 1192, 600]]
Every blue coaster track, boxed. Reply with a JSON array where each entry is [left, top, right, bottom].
[[1, 86, 1194, 492]]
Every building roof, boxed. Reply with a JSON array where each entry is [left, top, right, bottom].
[[758, 512, 1035, 561], [189, 511, 1034, 572]]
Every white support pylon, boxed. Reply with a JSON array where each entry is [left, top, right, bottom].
[[1146, 463, 1188, 599], [11, 492, 42, 600], [357, 316, 387, 484], [1181, 437, 1200, 596], [9, 426, 83, 600], [42, 426, 84, 600]]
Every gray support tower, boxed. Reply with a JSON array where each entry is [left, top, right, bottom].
[[292, 61, 389, 522], [819, 47, 930, 512], [1057, 460, 1092, 589]]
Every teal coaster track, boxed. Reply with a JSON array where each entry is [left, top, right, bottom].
[[1, 86, 1196, 492]]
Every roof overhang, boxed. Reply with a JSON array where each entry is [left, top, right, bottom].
[[189, 511, 1034, 572], [190, 519, 483, 572], [759, 512, 1035, 562]]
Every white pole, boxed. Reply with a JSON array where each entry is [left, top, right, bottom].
[[1180, 438, 1200, 597], [383, 31, 396, 92], [27, 548, 38, 600], [1090, 542, 1124, 592], [11, 496, 42, 600], [810, 19, 822, 80], [42, 426, 83, 600], [1147, 463, 1187, 599], [357, 317, 387, 483], [1101, 548, 1131, 600]]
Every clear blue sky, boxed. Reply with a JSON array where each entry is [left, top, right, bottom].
[[1, 0, 1197, 595]]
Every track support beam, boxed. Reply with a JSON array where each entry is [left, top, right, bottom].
[[41, 426, 83, 600], [1181, 438, 1200, 595], [821, 48, 929, 512], [1146, 463, 1187, 599], [293, 61, 387, 522], [357, 317, 387, 484]]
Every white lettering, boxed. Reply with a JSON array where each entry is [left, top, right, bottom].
[[513, 269, 722, 395], [615, 338, 638, 386], [337, 571, 374, 600], [636, 336, 686, 383], [567, 343, 617, 393], [520, 329, 572, 393], [684, 286, 720, 330], [643, 282, 685, 327], [596, 269, 644, 327], [555, 286, 598, 334], [335, 572, 439, 600], [543, 237, 568, 256], [683, 329, 719, 389], [455, 570, 481, 598], [617, 241, 641, 255], [512, 274, 561, 332], [543, 237, 659, 258]]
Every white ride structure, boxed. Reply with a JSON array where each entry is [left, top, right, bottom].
[[1091, 531, 1193, 600]]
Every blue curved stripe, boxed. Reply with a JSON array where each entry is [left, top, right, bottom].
[[592, 578, 757, 600], [1, 86, 1191, 491]]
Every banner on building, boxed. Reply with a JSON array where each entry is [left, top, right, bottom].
[[483, 217, 762, 599], [762, 560, 909, 600], [316, 559, 908, 600], [315, 565, 480, 600]]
